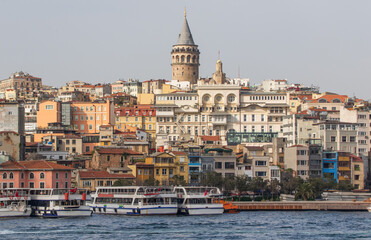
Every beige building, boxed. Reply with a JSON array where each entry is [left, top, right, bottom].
[[284, 145, 310, 179], [0, 72, 42, 100], [0, 131, 23, 161], [351, 155, 365, 190], [315, 121, 358, 154]]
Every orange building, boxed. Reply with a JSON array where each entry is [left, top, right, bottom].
[[37, 101, 61, 129], [70, 100, 115, 134], [36, 100, 115, 134]]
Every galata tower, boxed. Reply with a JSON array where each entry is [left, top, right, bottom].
[[171, 11, 200, 84]]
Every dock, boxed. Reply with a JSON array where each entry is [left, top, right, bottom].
[[234, 201, 371, 211]]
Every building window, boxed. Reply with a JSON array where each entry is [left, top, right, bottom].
[[89, 124, 93, 130], [65, 182, 68, 188], [255, 171, 267, 177], [56, 172, 59, 179], [65, 172, 68, 179], [82, 181, 91, 187], [45, 105, 54, 110], [330, 136, 336, 142], [342, 136, 347, 142], [156, 169, 160, 175], [40, 182, 45, 188], [162, 169, 167, 175], [29, 173, 34, 179], [29, 182, 34, 188], [56, 182, 59, 188], [21, 172, 24, 179], [40, 173, 45, 179], [252, 115, 255, 122]]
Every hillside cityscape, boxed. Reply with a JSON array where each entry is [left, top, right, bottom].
[[1, 12, 371, 200]]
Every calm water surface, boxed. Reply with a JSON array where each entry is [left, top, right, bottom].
[[1, 211, 370, 239]]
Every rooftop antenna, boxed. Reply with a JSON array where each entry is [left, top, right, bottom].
[[218, 50, 220, 60]]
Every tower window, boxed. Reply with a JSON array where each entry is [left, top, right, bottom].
[[182, 72, 184, 76]]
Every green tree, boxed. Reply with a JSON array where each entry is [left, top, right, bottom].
[[143, 177, 159, 186], [223, 176, 236, 195], [295, 182, 315, 201], [337, 180, 354, 191], [113, 179, 133, 186], [249, 177, 269, 194], [280, 169, 303, 194], [201, 172, 224, 189], [171, 175, 187, 186], [235, 176, 250, 197]]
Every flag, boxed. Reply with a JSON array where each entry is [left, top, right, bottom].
[[70, 188, 77, 193], [204, 189, 207, 196], [15, 191, 19, 197]]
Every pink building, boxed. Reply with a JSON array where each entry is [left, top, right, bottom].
[[0, 160, 74, 189]]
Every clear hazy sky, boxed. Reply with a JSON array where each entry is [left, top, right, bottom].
[[1, 0, 370, 99]]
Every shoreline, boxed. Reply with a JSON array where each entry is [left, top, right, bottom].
[[234, 201, 371, 211]]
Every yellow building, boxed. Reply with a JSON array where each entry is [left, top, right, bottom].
[[115, 105, 156, 147], [137, 93, 155, 105], [145, 152, 188, 186]]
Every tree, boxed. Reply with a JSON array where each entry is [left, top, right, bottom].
[[143, 177, 159, 186], [249, 177, 269, 194], [113, 179, 133, 186], [223, 176, 236, 195], [235, 176, 250, 196], [295, 182, 315, 201], [170, 175, 187, 186], [280, 169, 303, 194], [201, 172, 224, 189], [268, 179, 281, 198], [337, 180, 354, 191], [307, 178, 326, 199]]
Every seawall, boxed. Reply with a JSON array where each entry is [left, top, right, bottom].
[[234, 201, 370, 211]]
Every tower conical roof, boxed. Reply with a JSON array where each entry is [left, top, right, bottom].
[[176, 17, 195, 46]]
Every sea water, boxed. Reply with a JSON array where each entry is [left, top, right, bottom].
[[0, 211, 370, 239]]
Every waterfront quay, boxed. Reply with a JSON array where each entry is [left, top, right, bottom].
[[234, 201, 371, 211]]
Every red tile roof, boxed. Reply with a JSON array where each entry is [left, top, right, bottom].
[[25, 142, 40, 147], [171, 151, 187, 156], [310, 95, 348, 103], [96, 148, 143, 155], [245, 146, 264, 151], [0, 131, 19, 135], [200, 136, 221, 141], [289, 145, 307, 148], [350, 155, 363, 162], [78, 171, 135, 179], [0, 160, 74, 170]]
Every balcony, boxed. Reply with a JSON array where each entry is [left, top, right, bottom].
[[212, 118, 227, 125], [338, 167, 350, 171], [156, 111, 174, 117], [189, 162, 201, 166]]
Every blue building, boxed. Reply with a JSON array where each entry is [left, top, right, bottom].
[[322, 151, 338, 182]]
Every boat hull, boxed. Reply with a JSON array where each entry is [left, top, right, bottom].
[[368, 207, 371, 213], [178, 204, 224, 215], [0, 206, 32, 218], [90, 204, 178, 215], [32, 206, 92, 218]]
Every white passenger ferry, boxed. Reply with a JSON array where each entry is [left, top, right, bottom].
[[174, 187, 224, 215], [29, 188, 92, 217], [90, 186, 178, 215], [0, 189, 31, 218]]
